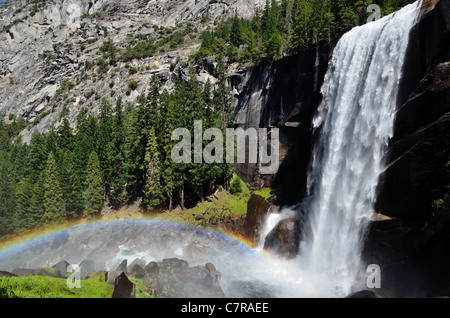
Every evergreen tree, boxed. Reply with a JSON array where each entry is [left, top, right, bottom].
[[123, 104, 142, 196], [57, 117, 74, 151], [24, 132, 48, 183], [29, 170, 45, 226], [143, 127, 164, 210], [98, 98, 114, 192], [0, 153, 16, 235], [43, 152, 66, 224], [161, 99, 176, 211], [14, 178, 34, 229], [83, 151, 104, 216], [59, 149, 78, 218], [107, 97, 127, 206]]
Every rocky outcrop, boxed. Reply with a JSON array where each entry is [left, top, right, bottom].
[[79, 259, 96, 279], [231, 44, 332, 202], [363, 0, 450, 297], [345, 290, 381, 298], [139, 257, 224, 298], [111, 271, 135, 298], [11, 267, 59, 277], [376, 0, 449, 220], [52, 260, 70, 277], [0, 270, 16, 277], [0, 0, 265, 143], [243, 193, 277, 244], [263, 218, 301, 259]]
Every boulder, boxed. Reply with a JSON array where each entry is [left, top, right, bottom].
[[144, 261, 160, 276], [111, 272, 135, 298], [105, 271, 123, 285], [345, 290, 381, 298], [244, 194, 276, 244], [128, 258, 146, 271], [263, 218, 301, 259], [79, 259, 96, 279], [176, 265, 225, 298], [52, 260, 70, 277], [162, 258, 189, 273], [205, 262, 221, 287], [182, 240, 209, 259], [129, 264, 145, 278], [115, 259, 127, 273], [0, 271, 17, 277]]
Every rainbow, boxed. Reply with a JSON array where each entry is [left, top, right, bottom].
[[0, 217, 263, 266], [0, 217, 316, 297]]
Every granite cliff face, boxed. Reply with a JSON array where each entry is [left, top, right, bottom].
[[364, 0, 450, 297], [0, 0, 265, 142], [230, 44, 332, 202]]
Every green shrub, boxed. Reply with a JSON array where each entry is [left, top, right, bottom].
[[230, 177, 243, 195], [128, 81, 139, 91], [431, 199, 445, 217], [85, 90, 95, 99]]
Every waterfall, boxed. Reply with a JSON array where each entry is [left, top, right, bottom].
[[297, 1, 422, 297]]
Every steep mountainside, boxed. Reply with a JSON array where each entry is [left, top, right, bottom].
[[0, 0, 264, 142]]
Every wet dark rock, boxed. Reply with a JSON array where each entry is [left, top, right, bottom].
[[244, 194, 276, 244], [111, 272, 135, 298], [0, 271, 17, 277], [376, 0, 450, 221], [195, 213, 205, 221], [365, 1, 450, 297], [205, 262, 221, 287], [345, 290, 381, 298], [263, 218, 302, 259]]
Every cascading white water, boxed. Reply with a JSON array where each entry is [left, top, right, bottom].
[[294, 1, 422, 297]]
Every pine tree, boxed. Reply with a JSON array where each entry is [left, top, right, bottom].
[[59, 149, 77, 218], [29, 170, 45, 226], [24, 132, 48, 183], [14, 178, 34, 229], [57, 117, 74, 151], [161, 99, 176, 211], [0, 153, 16, 235], [43, 152, 66, 224], [98, 98, 114, 193], [123, 105, 142, 196], [143, 127, 164, 210], [83, 151, 104, 216], [289, 0, 313, 52], [107, 97, 127, 206]]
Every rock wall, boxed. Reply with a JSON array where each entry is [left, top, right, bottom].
[[0, 0, 265, 143], [364, 0, 450, 297], [376, 0, 450, 221], [230, 44, 332, 205]]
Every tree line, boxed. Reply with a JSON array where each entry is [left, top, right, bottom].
[[0, 65, 234, 238], [194, 0, 417, 64]]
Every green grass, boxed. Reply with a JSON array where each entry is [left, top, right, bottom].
[[0, 275, 113, 298], [252, 187, 274, 199], [129, 277, 155, 298], [154, 175, 276, 228]]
